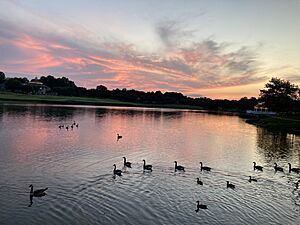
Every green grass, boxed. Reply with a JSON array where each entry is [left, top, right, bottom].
[[0, 91, 203, 110]]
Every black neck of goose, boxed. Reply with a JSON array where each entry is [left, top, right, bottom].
[[30, 186, 33, 193], [123, 158, 126, 163]]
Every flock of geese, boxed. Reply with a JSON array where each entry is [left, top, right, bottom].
[[58, 121, 79, 130], [29, 133, 300, 211], [112, 156, 300, 211]]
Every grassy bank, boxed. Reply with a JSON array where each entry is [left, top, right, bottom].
[[0, 92, 203, 110], [246, 115, 300, 133]]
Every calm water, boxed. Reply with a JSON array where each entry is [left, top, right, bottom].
[[0, 104, 299, 225]]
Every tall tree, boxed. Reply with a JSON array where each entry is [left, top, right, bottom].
[[0, 71, 5, 83], [259, 77, 299, 112]]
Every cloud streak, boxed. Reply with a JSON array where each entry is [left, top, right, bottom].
[[0, 3, 269, 98]]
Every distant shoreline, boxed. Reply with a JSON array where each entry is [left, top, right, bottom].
[[0, 91, 204, 110]]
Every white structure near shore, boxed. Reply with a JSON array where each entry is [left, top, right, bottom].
[[246, 103, 276, 115]]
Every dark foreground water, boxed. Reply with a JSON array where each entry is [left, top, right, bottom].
[[0, 104, 299, 225]]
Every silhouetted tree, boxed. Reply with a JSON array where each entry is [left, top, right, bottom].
[[259, 77, 299, 112], [5, 78, 22, 91], [96, 85, 108, 92], [0, 71, 5, 83]]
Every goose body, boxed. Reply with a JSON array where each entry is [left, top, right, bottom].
[[226, 181, 235, 189], [200, 162, 211, 171], [113, 164, 122, 176], [143, 160, 152, 171], [253, 162, 263, 171], [288, 163, 300, 173], [123, 157, 132, 168], [248, 176, 257, 182], [196, 178, 203, 185], [196, 201, 207, 211], [117, 134, 122, 140], [174, 161, 185, 171], [274, 163, 284, 172], [29, 184, 48, 197]]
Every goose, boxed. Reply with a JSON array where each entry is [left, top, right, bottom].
[[199, 162, 211, 171], [117, 133, 122, 140], [66, 125, 69, 130], [196, 178, 203, 185], [248, 176, 257, 182], [123, 157, 132, 168], [71, 124, 74, 129], [142, 160, 152, 171], [288, 163, 300, 173], [196, 201, 207, 210], [253, 162, 263, 171], [113, 164, 122, 176], [226, 181, 235, 189], [274, 163, 284, 172], [174, 161, 185, 171], [29, 184, 48, 197], [76, 124, 79, 128]]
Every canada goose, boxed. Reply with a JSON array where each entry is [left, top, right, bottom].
[[196, 178, 203, 185], [174, 161, 185, 171], [76, 124, 79, 128], [29, 184, 48, 197], [196, 201, 207, 211], [117, 134, 122, 140], [142, 160, 152, 171], [226, 181, 235, 189], [248, 176, 257, 182], [123, 157, 132, 168], [288, 163, 300, 173], [253, 162, 263, 171], [199, 162, 211, 171], [113, 164, 122, 176], [66, 125, 69, 130], [71, 125, 74, 129], [274, 163, 284, 172]]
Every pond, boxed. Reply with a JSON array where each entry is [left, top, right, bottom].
[[0, 104, 299, 225]]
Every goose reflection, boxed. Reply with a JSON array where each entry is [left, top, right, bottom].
[[28, 184, 48, 207]]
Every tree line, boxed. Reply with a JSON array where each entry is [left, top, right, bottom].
[[0, 71, 299, 112]]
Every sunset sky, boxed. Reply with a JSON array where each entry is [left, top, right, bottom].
[[0, 0, 299, 99]]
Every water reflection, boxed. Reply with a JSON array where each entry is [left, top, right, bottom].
[[256, 128, 298, 162], [1, 104, 300, 225]]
